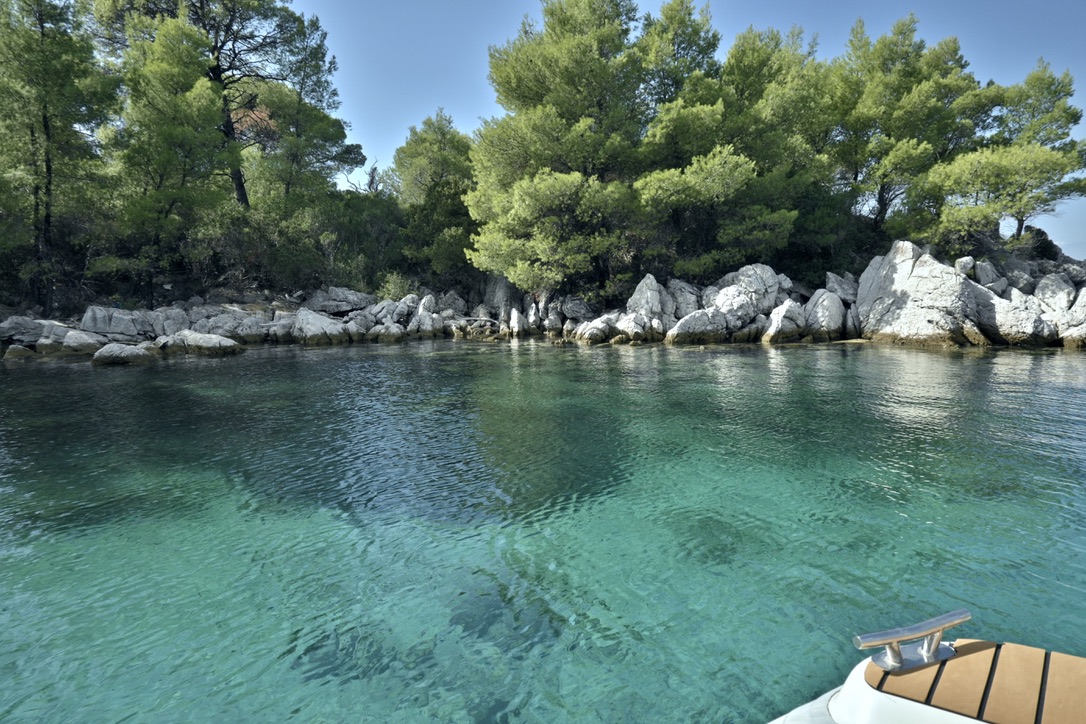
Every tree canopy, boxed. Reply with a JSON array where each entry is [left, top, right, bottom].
[[0, 0, 1081, 312]]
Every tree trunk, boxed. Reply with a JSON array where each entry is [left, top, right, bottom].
[[42, 110, 55, 317], [210, 63, 250, 207]]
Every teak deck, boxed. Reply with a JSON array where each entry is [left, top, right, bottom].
[[863, 639, 1086, 723]]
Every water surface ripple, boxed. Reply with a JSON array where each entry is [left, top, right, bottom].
[[1, 342, 1084, 722]]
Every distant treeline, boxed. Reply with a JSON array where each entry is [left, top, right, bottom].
[[1, 0, 1083, 315]]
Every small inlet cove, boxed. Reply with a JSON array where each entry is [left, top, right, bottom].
[[2, 341, 1085, 722]]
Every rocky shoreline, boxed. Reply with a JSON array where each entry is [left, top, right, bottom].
[[3, 240, 1086, 365]]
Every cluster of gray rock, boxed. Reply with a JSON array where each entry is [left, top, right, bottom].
[[565, 240, 1086, 348], [3, 240, 1086, 364]]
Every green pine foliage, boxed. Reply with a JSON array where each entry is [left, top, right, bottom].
[[0, 0, 1082, 311]]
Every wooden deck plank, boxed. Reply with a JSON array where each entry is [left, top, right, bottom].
[[1041, 651, 1086, 724], [930, 640, 998, 718], [982, 643, 1045, 724], [863, 661, 885, 690], [881, 661, 941, 702]]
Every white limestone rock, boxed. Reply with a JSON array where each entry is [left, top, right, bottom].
[[732, 315, 768, 343], [804, 290, 846, 342], [857, 240, 988, 346], [291, 308, 350, 346], [966, 282, 1057, 346], [561, 296, 594, 321], [825, 272, 858, 305], [304, 287, 376, 314], [508, 308, 528, 337], [717, 264, 780, 316], [709, 286, 757, 330], [406, 294, 444, 338], [92, 343, 155, 365], [1034, 273, 1076, 314], [163, 329, 244, 356], [574, 312, 621, 344], [667, 279, 701, 320], [1001, 258, 1037, 294], [614, 312, 651, 342], [626, 274, 677, 328], [0, 316, 46, 346], [954, 256, 976, 276], [761, 300, 807, 344], [1062, 323, 1086, 349], [974, 259, 1000, 286], [665, 308, 733, 345], [62, 330, 107, 355]]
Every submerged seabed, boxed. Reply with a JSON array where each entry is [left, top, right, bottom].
[[2, 342, 1085, 722]]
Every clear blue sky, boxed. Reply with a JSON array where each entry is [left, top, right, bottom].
[[292, 0, 1086, 260]]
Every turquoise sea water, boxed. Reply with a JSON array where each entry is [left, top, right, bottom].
[[2, 341, 1085, 722]]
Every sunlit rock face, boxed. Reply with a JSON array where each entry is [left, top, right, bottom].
[[857, 240, 988, 346]]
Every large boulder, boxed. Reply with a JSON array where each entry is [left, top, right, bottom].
[[291, 308, 350, 346], [366, 322, 406, 343], [973, 259, 1001, 286], [508, 308, 528, 337], [62, 330, 107, 355], [303, 287, 376, 314], [483, 276, 515, 322], [573, 313, 618, 344], [192, 307, 267, 343], [391, 295, 420, 325], [717, 263, 780, 316], [525, 302, 542, 332], [1063, 324, 1086, 349], [1033, 273, 1076, 313], [825, 272, 858, 305], [954, 256, 976, 277], [561, 295, 594, 322], [267, 312, 296, 344], [667, 279, 701, 321], [857, 241, 988, 346], [92, 343, 155, 365], [615, 312, 657, 342], [158, 329, 244, 356], [761, 300, 807, 344], [543, 301, 565, 335], [967, 283, 1057, 346], [732, 314, 769, 343], [709, 286, 757, 331], [80, 306, 162, 343], [665, 308, 733, 345], [0, 316, 46, 347], [438, 290, 468, 315], [626, 274, 677, 328], [406, 295, 444, 338], [804, 290, 846, 342], [1001, 258, 1037, 294], [1059, 288, 1086, 332]]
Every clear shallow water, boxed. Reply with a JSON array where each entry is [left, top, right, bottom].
[[1, 341, 1085, 722]]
